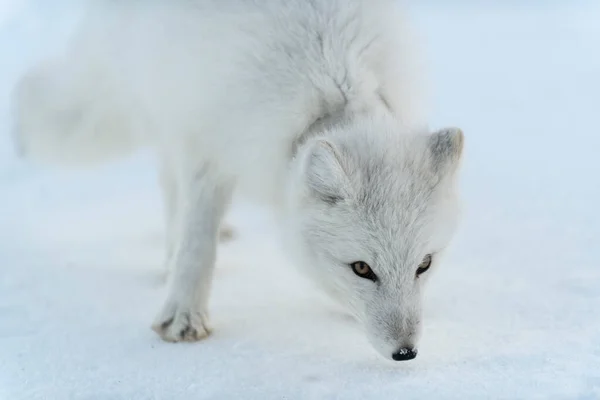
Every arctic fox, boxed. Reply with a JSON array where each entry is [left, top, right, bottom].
[[11, 0, 464, 361]]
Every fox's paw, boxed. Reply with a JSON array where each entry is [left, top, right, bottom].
[[218, 223, 236, 242], [151, 300, 211, 342]]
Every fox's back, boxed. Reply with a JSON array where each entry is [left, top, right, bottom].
[[65, 0, 423, 202]]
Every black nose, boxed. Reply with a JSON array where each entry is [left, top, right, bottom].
[[392, 347, 418, 361]]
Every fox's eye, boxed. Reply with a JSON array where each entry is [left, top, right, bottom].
[[351, 261, 377, 282], [416, 254, 432, 277]]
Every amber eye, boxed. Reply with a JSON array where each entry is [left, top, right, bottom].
[[416, 254, 432, 277], [351, 261, 377, 282]]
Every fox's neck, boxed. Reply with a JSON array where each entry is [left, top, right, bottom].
[[290, 92, 393, 156]]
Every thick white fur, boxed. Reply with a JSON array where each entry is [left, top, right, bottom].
[[12, 0, 464, 360]]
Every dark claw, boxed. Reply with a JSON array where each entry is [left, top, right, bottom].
[[160, 317, 174, 330]]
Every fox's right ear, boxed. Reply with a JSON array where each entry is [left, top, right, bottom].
[[427, 127, 464, 177], [303, 139, 352, 205]]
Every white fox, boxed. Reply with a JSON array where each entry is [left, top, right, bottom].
[[11, 0, 464, 361]]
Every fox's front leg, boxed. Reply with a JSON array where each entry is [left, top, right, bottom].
[[152, 161, 233, 342], [158, 154, 235, 283], [158, 154, 180, 274]]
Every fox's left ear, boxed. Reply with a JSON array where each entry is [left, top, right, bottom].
[[427, 127, 464, 177], [303, 139, 352, 205]]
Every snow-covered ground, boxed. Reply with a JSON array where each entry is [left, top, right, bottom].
[[1, 1, 599, 399]]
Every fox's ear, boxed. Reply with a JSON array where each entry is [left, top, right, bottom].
[[428, 127, 464, 176], [303, 139, 351, 205]]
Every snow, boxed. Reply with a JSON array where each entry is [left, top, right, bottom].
[[1, 1, 600, 399]]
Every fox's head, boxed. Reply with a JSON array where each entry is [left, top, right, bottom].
[[284, 114, 464, 361]]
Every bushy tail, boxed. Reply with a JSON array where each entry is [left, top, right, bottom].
[[11, 57, 144, 167]]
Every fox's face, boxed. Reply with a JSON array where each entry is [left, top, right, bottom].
[[284, 116, 464, 361]]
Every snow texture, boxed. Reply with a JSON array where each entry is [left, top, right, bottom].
[[1, 1, 599, 399]]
